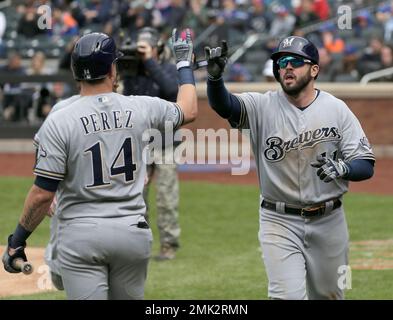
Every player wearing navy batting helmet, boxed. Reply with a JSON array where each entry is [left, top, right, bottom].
[[2, 29, 198, 300]]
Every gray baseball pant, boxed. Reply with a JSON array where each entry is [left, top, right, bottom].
[[258, 203, 349, 300], [57, 216, 152, 300]]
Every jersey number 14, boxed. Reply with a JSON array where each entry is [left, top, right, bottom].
[[85, 137, 136, 188]]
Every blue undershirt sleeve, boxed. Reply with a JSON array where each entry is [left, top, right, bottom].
[[207, 78, 242, 124], [345, 159, 374, 181]]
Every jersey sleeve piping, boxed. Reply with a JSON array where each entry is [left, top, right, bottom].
[[34, 168, 65, 180], [231, 95, 248, 129], [173, 103, 184, 130]]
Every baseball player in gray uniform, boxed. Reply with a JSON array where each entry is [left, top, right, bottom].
[[205, 36, 375, 299], [2, 29, 197, 300]]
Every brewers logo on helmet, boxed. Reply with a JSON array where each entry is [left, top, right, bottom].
[[271, 36, 319, 81]]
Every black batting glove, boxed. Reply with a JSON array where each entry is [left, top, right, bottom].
[[172, 28, 194, 70], [205, 40, 228, 80], [2, 235, 27, 273], [311, 155, 350, 183]]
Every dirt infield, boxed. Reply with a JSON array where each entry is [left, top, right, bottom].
[[0, 153, 392, 195], [0, 246, 56, 298]]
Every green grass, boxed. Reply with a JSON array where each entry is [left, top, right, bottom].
[[1, 177, 392, 300]]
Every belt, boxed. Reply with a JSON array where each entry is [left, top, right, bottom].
[[261, 199, 342, 218]]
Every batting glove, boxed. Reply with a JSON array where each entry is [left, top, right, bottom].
[[2, 235, 27, 273], [205, 40, 228, 80], [311, 155, 350, 183], [172, 28, 193, 70]]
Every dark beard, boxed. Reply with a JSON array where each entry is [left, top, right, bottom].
[[280, 72, 313, 97]]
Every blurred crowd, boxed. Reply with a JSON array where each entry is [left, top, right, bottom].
[[0, 0, 393, 123]]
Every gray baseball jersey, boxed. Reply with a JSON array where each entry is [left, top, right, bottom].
[[234, 89, 375, 205], [34, 92, 183, 220], [232, 88, 374, 299]]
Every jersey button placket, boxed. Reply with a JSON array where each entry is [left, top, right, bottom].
[[298, 115, 306, 203]]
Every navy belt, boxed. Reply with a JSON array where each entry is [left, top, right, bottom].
[[261, 199, 342, 218]]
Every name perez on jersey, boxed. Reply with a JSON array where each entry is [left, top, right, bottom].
[[264, 127, 342, 162], [79, 110, 133, 135]]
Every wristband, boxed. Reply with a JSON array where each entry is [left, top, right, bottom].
[[178, 67, 195, 85]]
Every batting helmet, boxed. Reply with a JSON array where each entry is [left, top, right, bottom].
[[71, 32, 123, 81], [270, 36, 319, 81]]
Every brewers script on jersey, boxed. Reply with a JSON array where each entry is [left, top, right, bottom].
[[234, 89, 374, 203]]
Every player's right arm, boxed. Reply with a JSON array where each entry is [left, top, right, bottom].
[[2, 117, 63, 273], [204, 41, 244, 127], [171, 28, 198, 125]]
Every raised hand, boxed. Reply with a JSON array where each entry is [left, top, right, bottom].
[[172, 28, 193, 70], [204, 40, 229, 79]]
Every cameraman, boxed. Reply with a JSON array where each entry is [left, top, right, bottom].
[[123, 27, 181, 261]]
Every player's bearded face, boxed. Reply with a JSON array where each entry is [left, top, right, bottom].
[[279, 65, 313, 96]]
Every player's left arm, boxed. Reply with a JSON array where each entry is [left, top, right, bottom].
[[311, 102, 375, 183], [311, 156, 374, 183]]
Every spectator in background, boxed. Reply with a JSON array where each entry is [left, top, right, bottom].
[[381, 44, 393, 69], [217, 0, 250, 35], [353, 9, 376, 39], [185, 0, 210, 35], [333, 45, 360, 82], [322, 27, 345, 55], [249, 0, 270, 33], [34, 82, 68, 121], [17, 5, 46, 37], [83, 0, 113, 25], [120, 1, 158, 39], [317, 47, 336, 82], [27, 51, 52, 76], [269, 5, 295, 38], [358, 37, 384, 77], [0, 51, 28, 122], [25, 51, 54, 123], [49, 6, 79, 38], [160, 0, 188, 33], [226, 63, 252, 82], [313, 0, 330, 21], [294, 0, 319, 30], [376, 2, 393, 42], [377, 44, 393, 81]]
